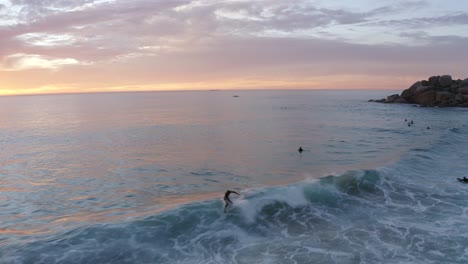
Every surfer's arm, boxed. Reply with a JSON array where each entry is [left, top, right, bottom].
[[232, 191, 240, 195]]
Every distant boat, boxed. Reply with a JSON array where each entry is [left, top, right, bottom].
[[233, 95, 239, 97]]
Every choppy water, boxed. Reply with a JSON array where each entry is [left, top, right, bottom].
[[1, 90, 468, 263]]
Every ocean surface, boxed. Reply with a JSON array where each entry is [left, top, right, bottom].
[[1, 90, 468, 263]]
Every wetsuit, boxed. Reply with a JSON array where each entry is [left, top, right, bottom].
[[224, 190, 239, 212], [457, 177, 468, 182]]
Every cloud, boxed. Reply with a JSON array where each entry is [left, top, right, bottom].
[[400, 31, 468, 47], [212, 1, 371, 32], [3, 53, 80, 70], [0, 0, 409, 67], [149, 35, 468, 75], [0, 0, 194, 63], [367, 13, 468, 28], [17, 33, 76, 46], [367, 0, 428, 14], [0, 0, 467, 93]]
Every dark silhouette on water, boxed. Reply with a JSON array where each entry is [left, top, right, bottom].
[[411, 120, 414, 125], [457, 177, 468, 183], [298, 146, 303, 153], [427, 126, 430, 129], [224, 190, 240, 212]]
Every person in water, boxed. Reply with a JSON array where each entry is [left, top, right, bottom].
[[457, 177, 468, 182], [298, 146, 303, 153], [224, 190, 240, 212]]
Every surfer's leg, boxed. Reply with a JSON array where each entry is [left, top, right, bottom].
[[224, 202, 229, 213]]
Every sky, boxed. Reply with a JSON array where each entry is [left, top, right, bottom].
[[0, 0, 467, 95]]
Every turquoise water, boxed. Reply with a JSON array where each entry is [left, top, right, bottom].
[[1, 91, 467, 263]]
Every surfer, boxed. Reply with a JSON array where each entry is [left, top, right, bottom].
[[224, 190, 240, 212], [298, 146, 303, 153], [457, 177, 468, 183]]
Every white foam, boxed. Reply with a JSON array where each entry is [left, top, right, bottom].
[[234, 184, 308, 223]]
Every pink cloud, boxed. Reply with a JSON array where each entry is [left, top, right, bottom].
[[0, 0, 467, 94]]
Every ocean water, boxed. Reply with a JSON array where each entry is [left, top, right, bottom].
[[1, 90, 467, 263]]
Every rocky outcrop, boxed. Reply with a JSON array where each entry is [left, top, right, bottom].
[[438, 75, 452, 87], [369, 75, 468, 107], [461, 78, 468, 87]]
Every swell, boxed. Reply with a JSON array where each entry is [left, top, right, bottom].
[[3, 126, 468, 264], [4, 166, 468, 263], [1, 170, 386, 264]]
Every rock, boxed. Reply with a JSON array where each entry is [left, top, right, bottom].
[[371, 75, 468, 107], [438, 75, 452, 87], [369, 98, 386, 103], [416, 86, 431, 94], [401, 81, 422, 102], [455, 94, 465, 103], [414, 90, 436, 106], [461, 78, 468, 87], [393, 97, 407, 103], [448, 99, 458, 107], [386, 94, 400, 102], [436, 91, 453, 102], [428, 76, 439, 86], [459, 87, 468, 95]]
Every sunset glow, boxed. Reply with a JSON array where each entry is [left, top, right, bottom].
[[0, 0, 467, 95]]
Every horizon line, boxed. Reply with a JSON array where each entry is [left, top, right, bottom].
[[0, 87, 402, 98]]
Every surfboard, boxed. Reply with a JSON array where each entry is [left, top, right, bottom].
[[224, 204, 235, 213]]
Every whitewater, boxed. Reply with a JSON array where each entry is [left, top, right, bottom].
[[0, 90, 467, 263]]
